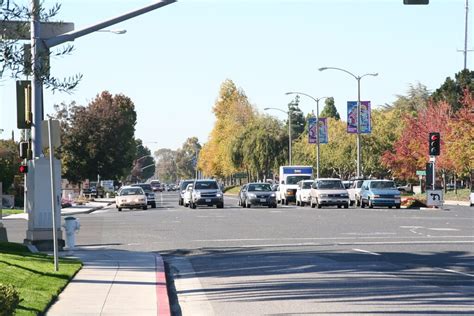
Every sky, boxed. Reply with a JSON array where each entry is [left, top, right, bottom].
[[0, 0, 470, 155]]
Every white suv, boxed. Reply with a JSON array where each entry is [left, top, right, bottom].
[[310, 178, 349, 209], [296, 180, 314, 206]]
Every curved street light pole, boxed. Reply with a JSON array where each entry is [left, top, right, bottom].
[[318, 67, 378, 178], [285, 92, 330, 179], [264, 107, 292, 165]]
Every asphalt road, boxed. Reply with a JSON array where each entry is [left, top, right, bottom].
[[4, 191, 474, 315]]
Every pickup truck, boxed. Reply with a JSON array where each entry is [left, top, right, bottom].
[[83, 182, 104, 198]]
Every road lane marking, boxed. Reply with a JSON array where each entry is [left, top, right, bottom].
[[191, 236, 474, 242], [428, 228, 460, 231], [352, 248, 381, 256]]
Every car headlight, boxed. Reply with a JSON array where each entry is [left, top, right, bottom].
[[138, 198, 146, 202], [216, 193, 222, 197], [248, 193, 256, 198], [319, 194, 328, 198], [371, 194, 380, 198], [270, 193, 276, 197], [341, 194, 349, 197]]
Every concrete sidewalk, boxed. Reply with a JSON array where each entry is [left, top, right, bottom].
[[46, 249, 170, 316]]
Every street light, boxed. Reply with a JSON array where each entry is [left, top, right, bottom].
[[264, 107, 292, 165], [318, 67, 378, 178], [97, 29, 127, 34], [285, 92, 330, 179]]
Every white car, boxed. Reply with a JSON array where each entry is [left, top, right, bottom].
[[470, 187, 474, 207], [309, 178, 350, 209], [183, 183, 193, 207], [115, 186, 147, 212], [296, 180, 314, 206]]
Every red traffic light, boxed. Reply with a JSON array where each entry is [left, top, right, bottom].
[[430, 134, 439, 141], [19, 165, 28, 174]]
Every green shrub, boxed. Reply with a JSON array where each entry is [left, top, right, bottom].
[[0, 283, 20, 316]]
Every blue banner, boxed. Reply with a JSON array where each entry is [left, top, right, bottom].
[[347, 101, 371, 134]]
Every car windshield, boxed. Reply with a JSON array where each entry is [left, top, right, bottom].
[[302, 182, 312, 189], [248, 184, 272, 191], [317, 180, 343, 189], [355, 180, 364, 188], [286, 175, 311, 185], [370, 181, 396, 189], [133, 184, 152, 192], [195, 181, 218, 190], [180, 181, 193, 190], [120, 188, 143, 196]]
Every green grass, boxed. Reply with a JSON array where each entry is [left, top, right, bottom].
[[411, 188, 471, 201], [1, 209, 24, 216], [0, 242, 82, 315], [224, 186, 240, 194]]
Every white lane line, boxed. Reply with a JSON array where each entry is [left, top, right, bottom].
[[436, 268, 474, 278], [191, 236, 474, 242], [352, 248, 381, 256], [428, 228, 460, 231]]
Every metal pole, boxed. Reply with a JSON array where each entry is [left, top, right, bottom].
[[31, 0, 43, 157], [464, 0, 469, 69], [288, 110, 292, 165], [356, 78, 361, 178], [316, 99, 320, 179], [48, 119, 59, 271], [432, 158, 436, 190]]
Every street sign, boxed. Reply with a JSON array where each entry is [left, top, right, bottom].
[[426, 189, 443, 206], [416, 170, 426, 176], [234, 172, 247, 179]]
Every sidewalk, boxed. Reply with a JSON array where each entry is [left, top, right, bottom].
[[46, 249, 170, 316]]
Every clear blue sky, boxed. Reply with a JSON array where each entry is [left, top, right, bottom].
[[0, 0, 469, 155]]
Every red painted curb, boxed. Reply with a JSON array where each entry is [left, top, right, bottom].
[[155, 253, 171, 316]]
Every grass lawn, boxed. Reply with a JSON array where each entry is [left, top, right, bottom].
[[411, 188, 471, 201], [1, 209, 24, 216], [0, 242, 82, 315], [224, 186, 240, 194]]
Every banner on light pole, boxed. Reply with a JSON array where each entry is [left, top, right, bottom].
[[308, 117, 328, 144], [319, 117, 328, 144], [347, 101, 371, 134]]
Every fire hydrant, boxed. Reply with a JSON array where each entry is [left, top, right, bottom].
[[63, 216, 80, 250]]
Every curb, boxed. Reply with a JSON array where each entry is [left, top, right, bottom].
[[155, 253, 171, 316]]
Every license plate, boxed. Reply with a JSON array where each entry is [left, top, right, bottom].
[[260, 198, 266, 202], [205, 199, 211, 202]]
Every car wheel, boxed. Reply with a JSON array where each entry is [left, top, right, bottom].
[[356, 199, 360, 207], [368, 199, 373, 208], [191, 202, 197, 209], [285, 199, 289, 205], [349, 200, 354, 206], [396, 204, 401, 209], [316, 199, 322, 209], [344, 203, 349, 209], [143, 205, 147, 210], [217, 203, 224, 209], [337, 205, 342, 208], [273, 204, 277, 208], [242, 199, 246, 208], [296, 199, 300, 206], [179, 198, 183, 206], [151, 203, 156, 208], [388, 206, 392, 209], [117, 207, 122, 212]]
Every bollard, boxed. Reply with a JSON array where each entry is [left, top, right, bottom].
[[63, 216, 80, 250]]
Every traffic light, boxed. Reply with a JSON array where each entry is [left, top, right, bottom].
[[429, 132, 440, 156], [403, 0, 429, 4], [19, 141, 28, 159], [19, 164, 28, 174]]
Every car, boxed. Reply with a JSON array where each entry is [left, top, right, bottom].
[[271, 184, 282, 204], [470, 187, 474, 207], [238, 184, 248, 206], [131, 183, 156, 208], [189, 179, 224, 209], [183, 183, 193, 207], [83, 181, 105, 198], [359, 179, 401, 209], [178, 179, 194, 206], [348, 179, 365, 206], [150, 180, 163, 192], [115, 186, 147, 212], [296, 180, 314, 206], [241, 182, 277, 208], [309, 178, 349, 209]]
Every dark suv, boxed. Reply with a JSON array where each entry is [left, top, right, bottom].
[[131, 183, 156, 208], [189, 179, 224, 209]]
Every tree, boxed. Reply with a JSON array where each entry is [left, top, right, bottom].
[[230, 115, 286, 181], [133, 139, 155, 182], [57, 91, 137, 183], [431, 69, 474, 112], [288, 96, 305, 141], [319, 97, 340, 120], [0, 1, 81, 91], [0, 139, 20, 193], [154, 148, 177, 183], [176, 137, 201, 179], [199, 79, 255, 178]]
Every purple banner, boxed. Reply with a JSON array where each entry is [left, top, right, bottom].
[[308, 117, 317, 144], [308, 117, 328, 144], [347, 101, 371, 134]]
